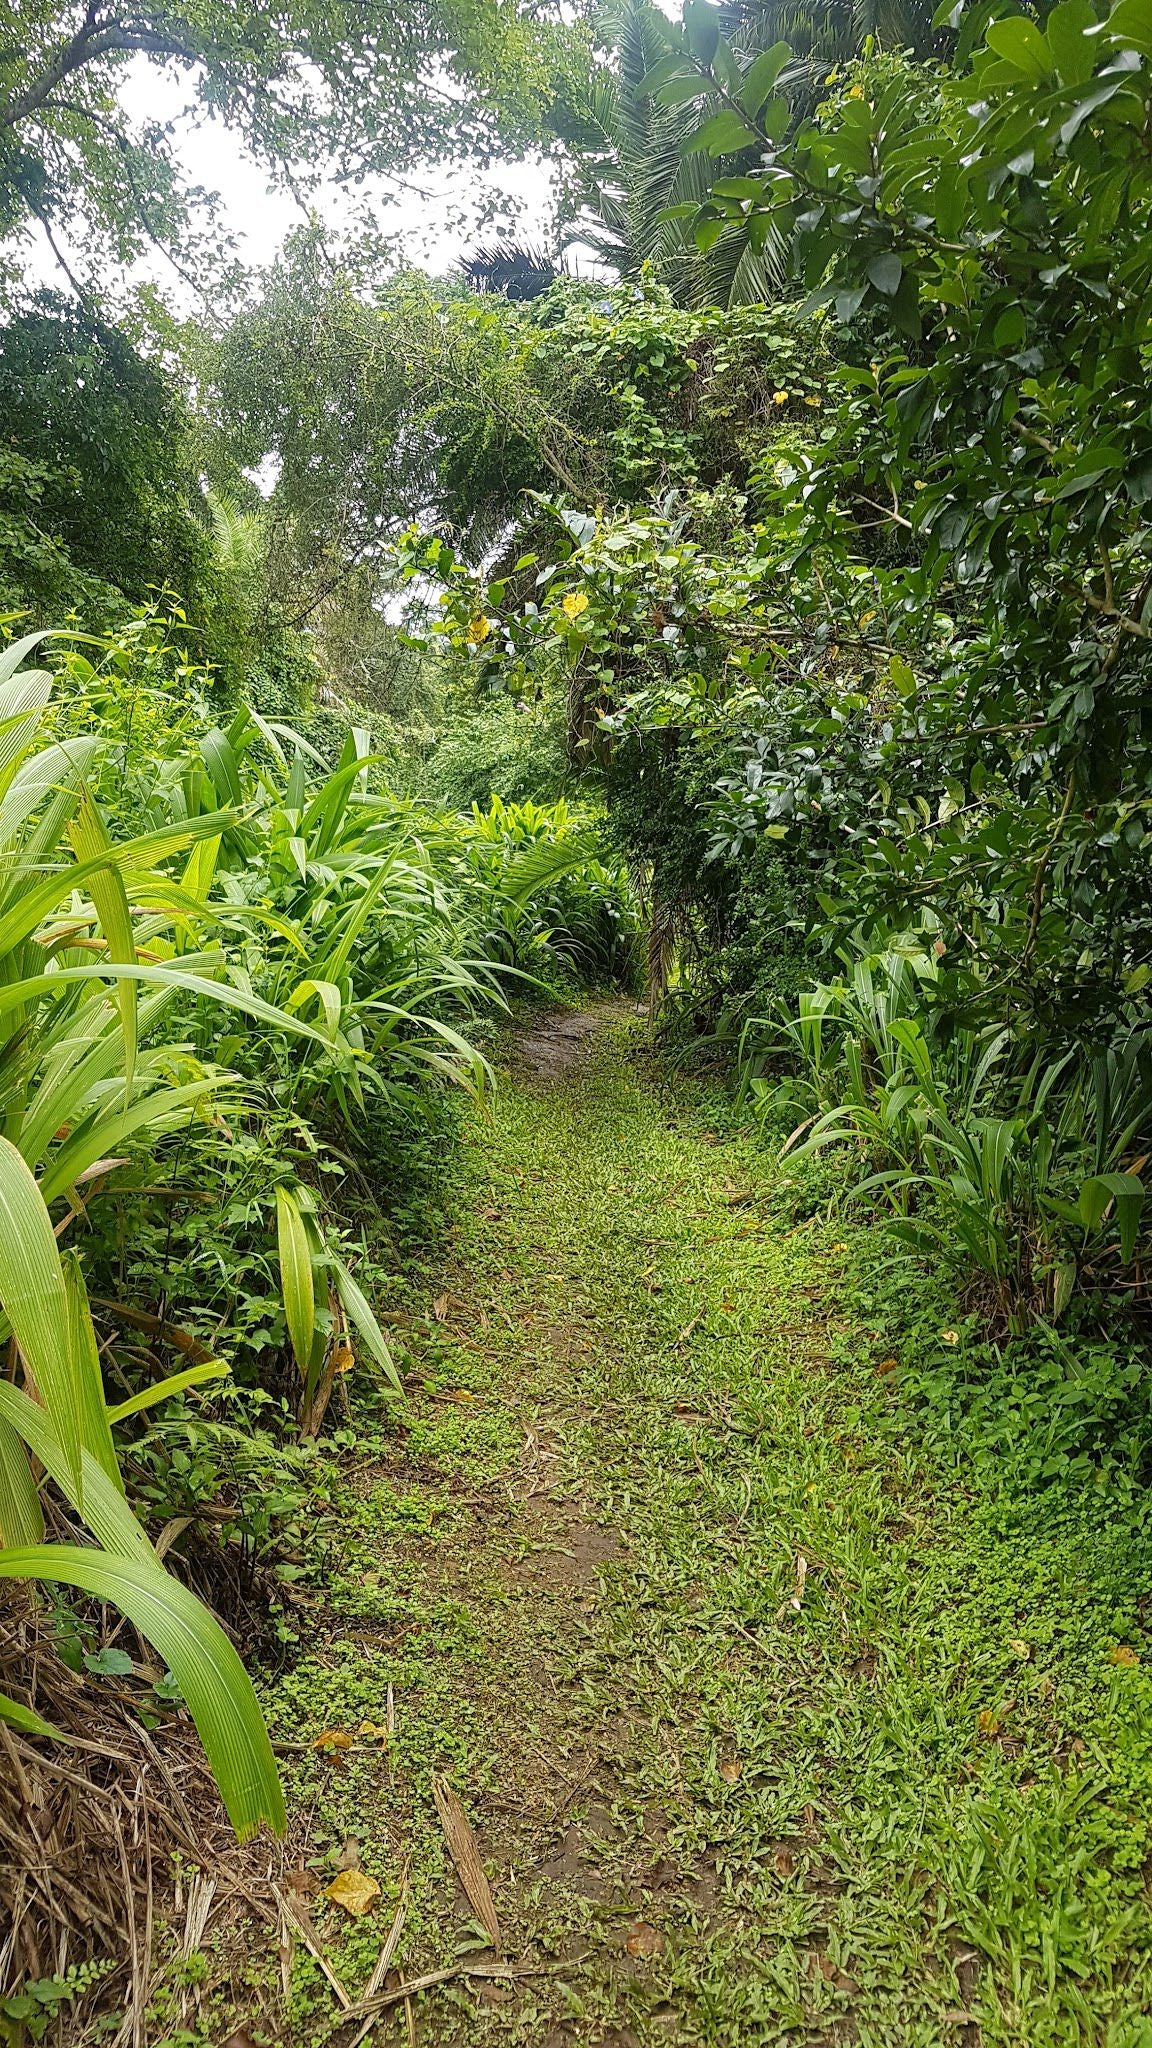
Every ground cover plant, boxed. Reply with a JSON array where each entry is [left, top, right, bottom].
[[182, 1018, 1152, 2048]]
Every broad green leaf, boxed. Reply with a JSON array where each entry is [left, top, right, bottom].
[[1104, 0, 1152, 55], [0, 1689, 62, 1739], [657, 72, 714, 106], [1046, 0, 1098, 79], [868, 251, 904, 296], [683, 0, 721, 65], [711, 176, 769, 200], [638, 53, 691, 95], [67, 784, 138, 1097], [985, 16, 1055, 77], [684, 108, 757, 155], [276, 1185, 317, 1385], [0, 1544, 285, 1839], [0, 1137, 82, 1497], [741, 41, 791, 117]]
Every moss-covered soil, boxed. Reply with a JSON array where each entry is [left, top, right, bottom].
[[196, 1013, 1152, 2048]]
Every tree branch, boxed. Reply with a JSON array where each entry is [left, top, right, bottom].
[[0, 12, 200, 135]]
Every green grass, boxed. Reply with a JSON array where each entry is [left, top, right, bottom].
[[200, 1018, 1152, 2048]]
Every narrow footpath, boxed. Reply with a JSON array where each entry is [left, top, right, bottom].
[[248, 1011, 1152, 2048]]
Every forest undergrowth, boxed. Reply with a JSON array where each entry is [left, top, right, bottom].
[[189, 1012, 1152, 2048]]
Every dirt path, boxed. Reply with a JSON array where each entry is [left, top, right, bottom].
[[234, 1011, 1152, 2048]]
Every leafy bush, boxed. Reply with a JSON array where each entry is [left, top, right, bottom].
[[740, 947, 1152, 1326], [419, 699, 570, 811], [0, 611, 639, 1837], [0, 631, 285, 1835]]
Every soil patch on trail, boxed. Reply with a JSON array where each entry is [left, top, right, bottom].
[[510, 999, 636, 1081]]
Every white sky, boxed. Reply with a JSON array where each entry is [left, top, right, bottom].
[[24, 56, 567, 309]]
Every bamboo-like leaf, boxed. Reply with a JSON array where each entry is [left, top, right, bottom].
[[0, 1384, 152, 1557], [276, 1185, 316, 1385], [0, 1689, 62, 1739], [0, 629, 53, 689], [67, 784, 138, 1094], [0, 735, 99, 852], [0, 1136, 82, 1497], [62, 1252, 123, 1491], [0, 1545, 285, 1839], [330, 1252, 401, 1392], [0, 1412, 43, 1547], [201, 728, 244, 808], [286, 978, 344, 1038], [0, 812, 235, 960], [0, 962, 353, 1061], [106, 1359, 228, 1423], [318, 857, 398, 986], [39, 1074, 234, 1205], [1079, 1171, 1145, 1262]]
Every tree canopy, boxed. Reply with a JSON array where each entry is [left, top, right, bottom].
[[0, 0, 578, 295]]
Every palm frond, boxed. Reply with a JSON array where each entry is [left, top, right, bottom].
[[460, 243, 564, 301]]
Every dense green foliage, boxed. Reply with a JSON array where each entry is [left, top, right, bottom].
[[0, 612, 636, 1853], [396, 0, 1152, 1338], [5, 0, 1152, 2030]]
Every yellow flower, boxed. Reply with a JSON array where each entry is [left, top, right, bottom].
[[848, 83, 865, 98], [773, 389, 790, 405], [561, 590, 590, 621], [466, 613, 491, 645]]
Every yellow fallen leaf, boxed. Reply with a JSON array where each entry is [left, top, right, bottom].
[[876, 1356, 899, 1376], [1109, 1645, 1140, 1667], [625, 1922, 665, 1957], [719, 1758, 742, 1784], [977, 1710, 1001, 1736], [325, 1869, 380, 1917], [1009, 1639, 1031, 1661], [313, 1728, 353, 1751], [941, 1329, 960, 1346], [357, 1720, 390, 1741]]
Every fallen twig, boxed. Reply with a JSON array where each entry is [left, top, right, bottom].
[[346, 1864, 410, 2048], [275, 1885, 352, 2011], [341, 1958, 573, 2025]]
